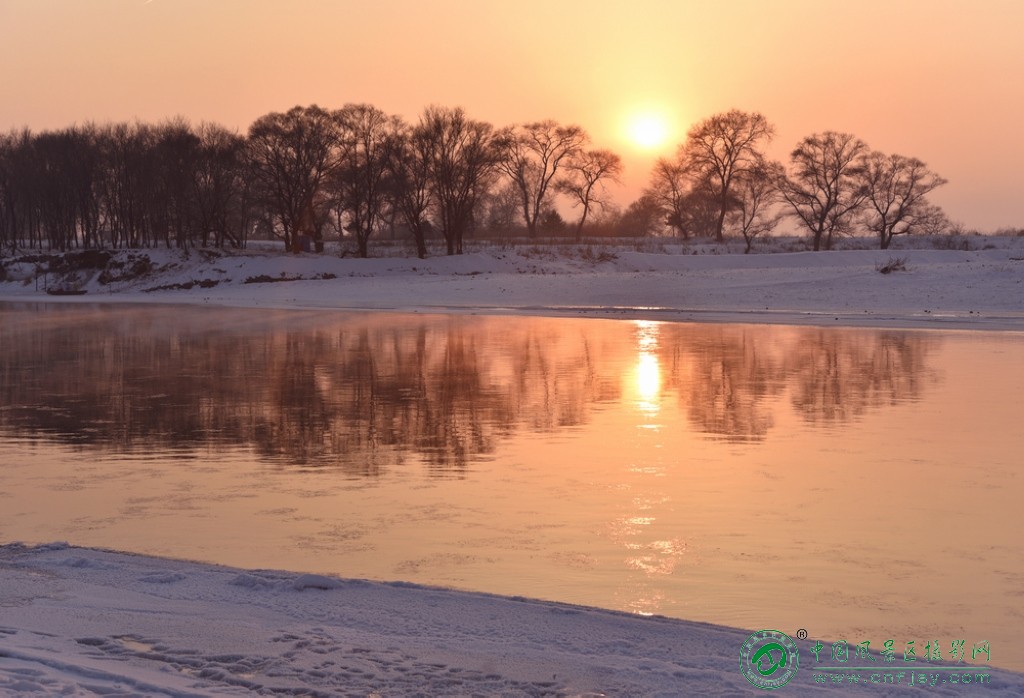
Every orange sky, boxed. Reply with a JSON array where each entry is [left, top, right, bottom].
[[2, 0, 1023, 230]]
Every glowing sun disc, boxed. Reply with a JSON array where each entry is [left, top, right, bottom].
[[628, 114, 669, 149]]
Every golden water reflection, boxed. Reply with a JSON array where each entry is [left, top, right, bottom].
[[2, 304, 1022, 671], [631, 321, 662, 421], [0, 308, 937, 462]]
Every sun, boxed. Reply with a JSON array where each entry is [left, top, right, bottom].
[[627, 113, 670, 150]]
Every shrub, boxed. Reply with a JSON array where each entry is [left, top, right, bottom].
[[876, 257, 908, 274]]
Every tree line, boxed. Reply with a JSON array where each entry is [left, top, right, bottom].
[[0, 105, 623, 258], [0, 105, 947, 257], [644, 110, 949, 251]]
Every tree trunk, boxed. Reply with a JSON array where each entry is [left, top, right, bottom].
[[574, 203, 591, 242], [715, 194, 728, 242], [413, 226, 427, 259]]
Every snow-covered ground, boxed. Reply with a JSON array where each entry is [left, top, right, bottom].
[[2, 237, 1023, 330], [3, 240, 1024, 695], [3, 543, 1021, 696]]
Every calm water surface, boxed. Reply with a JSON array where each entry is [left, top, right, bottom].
[[1, 303, 1022, 670]]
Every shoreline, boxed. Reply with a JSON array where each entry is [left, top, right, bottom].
[[7, 292, 1024, 332], [2, 244, 1023, 332], [3, 542, 1020, 696]]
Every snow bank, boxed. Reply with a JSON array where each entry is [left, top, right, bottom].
[[2, 242, 1023, 330], [3, 543, 1020, 696]]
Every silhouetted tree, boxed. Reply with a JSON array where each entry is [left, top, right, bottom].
[[98, 122, 161, 248], [644, 157, 721, 239], [779, 131, 869, 251], [153, 118, 202, 250], [0, 133, 14, 252], [0, 130, 44, 251], [680, 110, 775, 242], [0, 125, 104, 252], [332, 104, 402, 258], [619, 195, 664, 237], [64, 125, 104, 250], [480, 180, 524, 240], [33, 129, 80, 251], [419, 106, 498, 255], [389, 121, 435, 258], [495, 120, 588, 238], [192, 123, 249, 248], [731, 160, 784, 253], [246, 105, 340, 253], [675, 179, 723, 239], [644, 158, 689, 237], [557, 148, 622, 240], [859, 151, 948, 249], [539, 207, 568, 236]]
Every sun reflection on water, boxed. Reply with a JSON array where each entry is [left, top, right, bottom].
[[632, 321, 663, 418]]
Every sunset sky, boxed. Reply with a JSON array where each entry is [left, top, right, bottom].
[[2, 0, 1022, 231]]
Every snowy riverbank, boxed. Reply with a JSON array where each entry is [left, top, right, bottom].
[[2, 543, 1021, 696], [2, 239, 1024, 330]]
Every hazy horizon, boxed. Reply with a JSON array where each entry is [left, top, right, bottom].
[[2, 0, 1023, 231]]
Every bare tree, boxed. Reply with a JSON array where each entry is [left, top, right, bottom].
[[480, 180, 524, 240], [152, 118, 202, 250], [192, 123, 248, 248], [419, 106, 499, 255], [859, 151, 948, 249], [495, 120, 588, 238], [32, 129, 81, 251], [0, 132, 23, 253], [674, 177, 723, 239], [1, 129, 50, 251], [645, 152, 742, 240], [332, 104, 401, 258], [731, 160, 784, 253], [98, 122, 160, 249], [556, 148, 622, 240], [778, 131, 869, 251], [66, 124, 104, 250], [681, 110, 775, 242], [389, 121, 435, 259], [912, 202, 953, 236], [246, 105, 341, 253], [644, 157, 690, 237]]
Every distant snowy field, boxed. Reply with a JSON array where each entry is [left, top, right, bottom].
[[2, 235, 1023, 330], [3, 239, 1024, 694]]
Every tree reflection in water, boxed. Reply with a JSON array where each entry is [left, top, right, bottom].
[[654, 324, 938, 442], [0, 304, 939, 468]]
